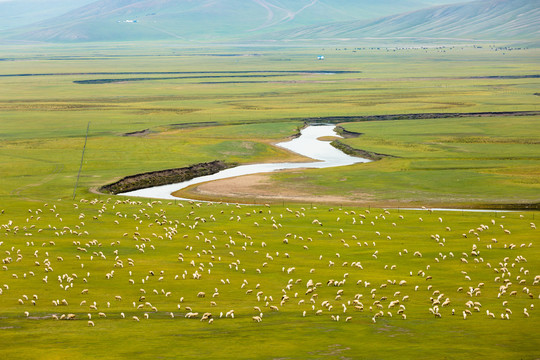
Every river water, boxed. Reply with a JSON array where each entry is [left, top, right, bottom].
[[119, 125, 370, 200]]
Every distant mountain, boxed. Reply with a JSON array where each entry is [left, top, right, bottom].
[[269, 0, 540, 41], [0, 0, 95, 31], [4, 0, 479, 42]]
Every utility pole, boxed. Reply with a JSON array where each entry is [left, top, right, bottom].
[[73, 122, 90, 200]]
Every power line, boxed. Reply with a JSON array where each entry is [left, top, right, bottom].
[[73, 122, 90, 200]]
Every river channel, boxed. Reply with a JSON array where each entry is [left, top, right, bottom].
[[119, 125, 370, 200]]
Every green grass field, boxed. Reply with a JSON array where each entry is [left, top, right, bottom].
[[1, 44, 538, 205], [0, 43, 539, 359], [262, 115, 539, 208], [0, 199, 538, 359]]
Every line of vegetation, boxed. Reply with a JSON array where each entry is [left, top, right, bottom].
[[157, 111, 540, 133], [123, 129, 150, 137], [477, 202, 539, 210], [1, 70, 360, 77], [74, 74, 293, 84], [331, 125, 394, 160], [167, 121, 220, 129], [72, 71, 362, 85], [100, 160, 235, 194], [469, 75, 539, 79], [330, 140, 395, 161], [301, 111, 540, 124], [333, 125, 363, 138], [188, 75, 540, 85]]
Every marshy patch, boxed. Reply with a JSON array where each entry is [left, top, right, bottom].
[[309, 344, 352, 358], [70, 71, 362, 85], [376, 324, 413, 337]]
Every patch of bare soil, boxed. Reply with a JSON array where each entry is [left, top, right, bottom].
[[317, 136, 340, 141], [178, 173, 374, 205]]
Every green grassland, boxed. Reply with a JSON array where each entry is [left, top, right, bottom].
[[267, 115, 539, 208], [0, 43, 539, 359], [0, 199, 538, 359], [0, 44, 538, 206]]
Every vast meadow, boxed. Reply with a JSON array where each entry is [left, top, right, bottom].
[[0, 43, 538, 205], [0, 42, 539, 359]]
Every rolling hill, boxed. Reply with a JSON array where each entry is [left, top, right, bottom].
[[269, 0, 540, 41], [3, 0, 538, 43], [0, 0, 96, 31], [4, 0, 479, 42]]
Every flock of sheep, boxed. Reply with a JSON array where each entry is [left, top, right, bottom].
[[0, 198, 537, 329]]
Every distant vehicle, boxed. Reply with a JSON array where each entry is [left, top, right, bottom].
[[317, 55, 325, 60]]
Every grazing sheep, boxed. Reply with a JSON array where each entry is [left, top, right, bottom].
[[185, 312, 199, 319]]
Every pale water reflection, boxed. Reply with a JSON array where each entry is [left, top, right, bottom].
[[119, 125, 370, 200]]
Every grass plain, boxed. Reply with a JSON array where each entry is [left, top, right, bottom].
[[1, 43, 538, 205], [0, 42, 538, 359], [0, 199, 538, 359]]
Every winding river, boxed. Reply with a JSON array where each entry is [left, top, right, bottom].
[[119, 125, 370, 200]]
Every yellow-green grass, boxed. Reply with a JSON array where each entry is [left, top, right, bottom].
[[0, 45, 538, 206], [0, 199, 538, 359], [0, 44, 538, 358], [0, 121, 305, 203], [258, 114, 539, 208]]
